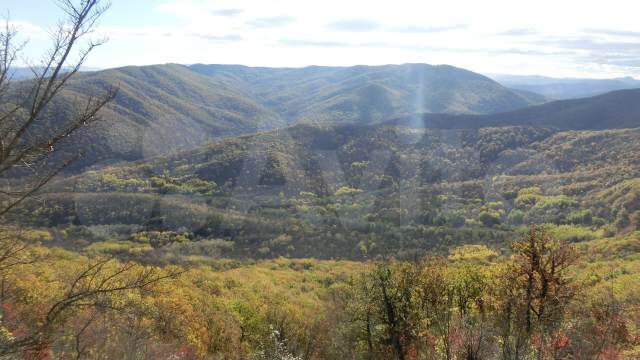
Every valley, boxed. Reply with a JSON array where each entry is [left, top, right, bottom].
[[1, 0, 640, 357], [3, 61, 640, 359], [46, 63, 547, 170]]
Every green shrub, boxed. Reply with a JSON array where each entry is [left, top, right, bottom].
[[507, 209, 525, 225], [546, 224, 602, 243], [479, 211, 501, 227]]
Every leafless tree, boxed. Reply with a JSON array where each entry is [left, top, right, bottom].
[[501, 226, 578, 360], [0, 2, 158, 358], [0, 0, 116, 216]]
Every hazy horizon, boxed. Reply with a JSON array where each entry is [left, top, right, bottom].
[[13, 62, 640, 82], [5, 0, 640, 79]]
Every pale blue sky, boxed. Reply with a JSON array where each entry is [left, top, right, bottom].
[[3, 0, 176, 27], [5, 0, 640, 78]]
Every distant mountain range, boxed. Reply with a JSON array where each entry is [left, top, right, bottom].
[[390, 89, 640, 130], [188, 63, 546, 120], [490, 74, 640, 100], [9, 66, 101, 80], [39, 63, 548, 169], [10, 63, 640, 174]]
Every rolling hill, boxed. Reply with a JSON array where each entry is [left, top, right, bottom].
[[28, 63, 547, 170], [9, 64, 640, 259], [189, 63, 548, 122], [14, 119, 640, 259], [391, 89, 640, 130], [52, 64, 284, 169]]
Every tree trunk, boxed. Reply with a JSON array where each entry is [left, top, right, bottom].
[[380, 279, 404, 360]]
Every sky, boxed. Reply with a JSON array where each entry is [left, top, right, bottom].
[[4, 0, 640, 78]]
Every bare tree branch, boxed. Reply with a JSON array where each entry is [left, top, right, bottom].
[[0, 0, 114, 216], [0, 256, 182, 356]]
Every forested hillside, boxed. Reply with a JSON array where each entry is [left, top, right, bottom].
[[3, 0, 640, 358], [35, 67, 640, 173], [9, 122, 639, 260], [47, 64, 284, 169], [189, 63, 547, 121], [3, 225, 638, 359], [391, 89, 640, 130], [27, 63, 547, 171]]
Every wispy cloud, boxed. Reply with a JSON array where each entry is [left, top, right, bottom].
[[247, 16, 296, 28], [95, 26, 244, 43], [8, 20, 47, 39], [279, 39, 388, 48], [190, 33, 243, 42], [279, 39, 349, 48], [497, 28, 539, 36], [210, 8, 244, 17], [582, 28, 640, 38], [390, 24, 468, 33], [533, 37, 640, 52], [521, 35, 640, 71], [276, 39, 574, 58], [328, 18, 381, 32], [576, 52, 640, 68], [37, 0, 640, 77], [406, 44, 575, 57]]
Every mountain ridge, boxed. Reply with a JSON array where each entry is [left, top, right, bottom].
[[32, 62, 548, 170], [18, 121, 640, 258], [389, 88, 640, 130], [490, 73, 640, 100]]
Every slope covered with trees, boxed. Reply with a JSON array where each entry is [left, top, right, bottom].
[[1, 225, 637, 359], [391, 88, 640, 130], [9, 122, 638, 260], [2, 0, 639, 359], [189, 63, 547, 122], [16, 63, 640, 174], [21, 63, 548, 171], [46, 64, 284, 169]]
